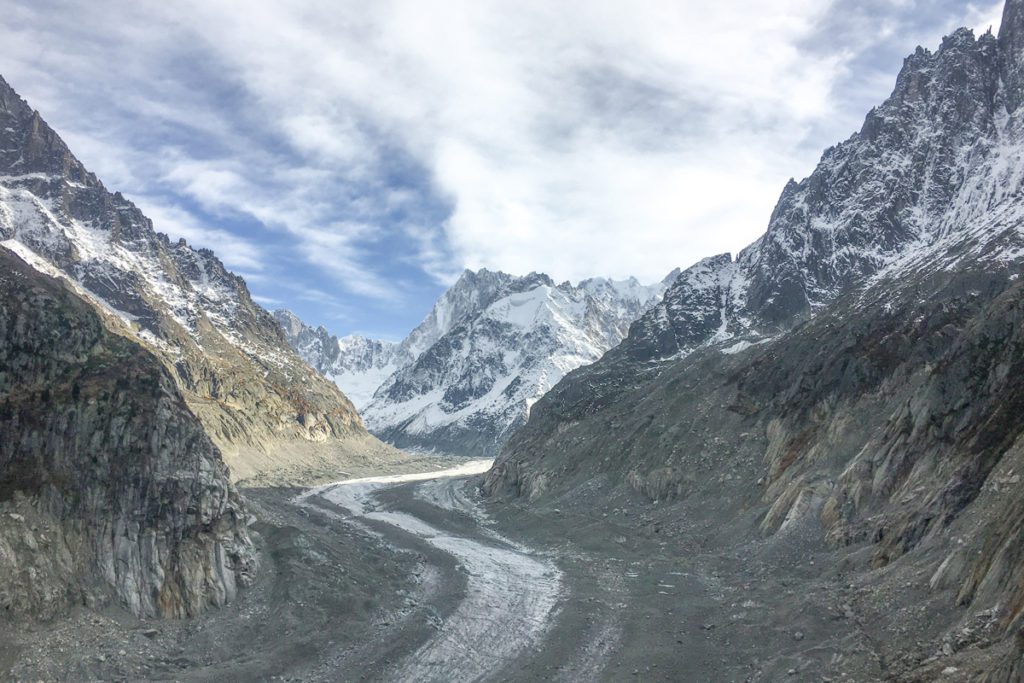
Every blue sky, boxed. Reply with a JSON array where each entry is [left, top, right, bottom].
[[0, 0, 1004, 340]]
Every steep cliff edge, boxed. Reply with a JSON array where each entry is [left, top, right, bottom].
[[0, 247, 256, 619]]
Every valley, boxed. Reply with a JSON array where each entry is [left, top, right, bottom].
[[4, 0, 1024, 680], [4, 457, 991, 681]]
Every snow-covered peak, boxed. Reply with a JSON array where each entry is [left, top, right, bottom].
[[615, 19, 1024, 367], [278, 265, 674, 456], [274, 309, 409, 410], [356, 267, 674, 456]]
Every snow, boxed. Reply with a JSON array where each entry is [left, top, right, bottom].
[[0, 174, 291, 366], [327, 357, 404, 409], [283, 267, 671, 450], [721, 340, 754, 355]]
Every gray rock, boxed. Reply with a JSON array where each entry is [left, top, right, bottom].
[[484, 1, 1024, 677], [0, 249, 256, 619]]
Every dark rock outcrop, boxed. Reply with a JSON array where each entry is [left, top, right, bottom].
[[0, 247, 255, 619]]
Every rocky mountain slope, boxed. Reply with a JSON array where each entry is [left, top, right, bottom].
[[280, 268, 675, 457], [0, 75, 398, 484], [0, 246, 255, 620], [486, 5, 1024, 679]]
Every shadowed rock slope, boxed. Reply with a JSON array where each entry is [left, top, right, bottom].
[[0, 76, 399, 485], [0, 246, 255, 620], [487, 3, 1024, 679]]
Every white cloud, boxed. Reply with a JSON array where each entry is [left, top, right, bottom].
[[0, 0, 1008, 300], [154, 0, 844, 283], [251, 294, 282, 307]]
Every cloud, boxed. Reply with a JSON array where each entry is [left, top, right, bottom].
[[251, 294, 282, 307], [0, 0, 1006, 335]]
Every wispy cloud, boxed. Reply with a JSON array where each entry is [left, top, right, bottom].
[[251, 294, 282, 307]]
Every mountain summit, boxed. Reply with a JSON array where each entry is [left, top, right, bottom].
[[0, 75, 398, 484]]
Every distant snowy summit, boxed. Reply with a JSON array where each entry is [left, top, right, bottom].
[[277, 267, 678, 456]]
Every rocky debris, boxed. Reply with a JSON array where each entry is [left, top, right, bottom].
[[0, 487, 435, 682], [0, 247, 255, 619]]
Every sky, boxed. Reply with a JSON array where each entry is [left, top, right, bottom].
[[0, 0, 1005, 340]]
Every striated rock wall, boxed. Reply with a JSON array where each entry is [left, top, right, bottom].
[[0, 247, 256, 619]]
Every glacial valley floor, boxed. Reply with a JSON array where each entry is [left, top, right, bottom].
[[0, 460, 1002, 682]]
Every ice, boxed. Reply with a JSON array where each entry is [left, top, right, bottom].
[[301, 460, 563, 682]]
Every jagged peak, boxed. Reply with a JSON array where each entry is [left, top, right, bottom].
[[273, 308, 302, 323], [0, 75, 32, 119], [457, 266, 510, 280], [939, 26, 977, 51]]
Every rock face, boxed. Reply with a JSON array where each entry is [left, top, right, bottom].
[[0, 247, 255, 620], [280, 268, 675, 457], [0, 75, 394, 484], [487, 6, 1024, 678]]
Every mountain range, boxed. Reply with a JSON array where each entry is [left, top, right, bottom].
[[277, 267, 676, 456], [5, 1, 1024, 678]]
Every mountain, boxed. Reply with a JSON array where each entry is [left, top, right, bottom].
[[273, 310, 411, 409], [280, 268, 676, 457], [0, 247, 255, 619], [0, 75, 399, 484], [486, 8, 1024, 679], [365, 268, 676, 456]]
